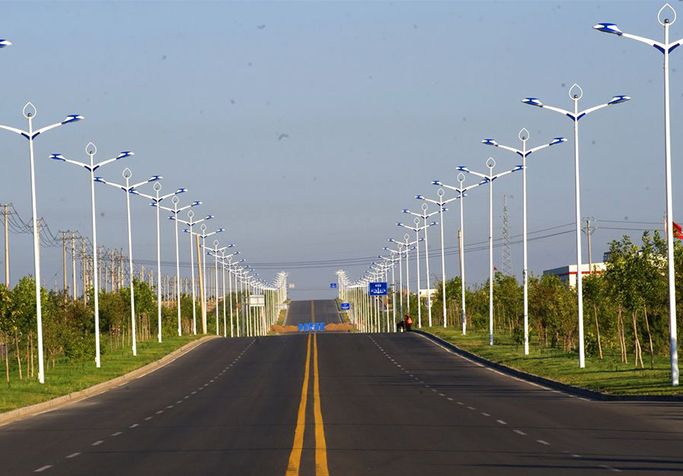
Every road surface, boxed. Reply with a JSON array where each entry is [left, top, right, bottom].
[[2, 299, 682, 475]]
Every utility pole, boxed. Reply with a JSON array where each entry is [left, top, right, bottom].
[[2, 203, 9, 288], [81, 238, 88, 303], [501, 195, 512, 276], [583, 217, 596, 273], [70, 232, 77, 300], [60, 230, 68, 294]]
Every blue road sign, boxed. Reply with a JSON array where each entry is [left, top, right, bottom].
[[368, 282, 388, 296], [340, 302, 350, 311], [298, 322, 325, 332], [330, 282, 337, 289]]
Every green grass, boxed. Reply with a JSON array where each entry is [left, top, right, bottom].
[[424, 326, 682, 396], [0, 335, 201, 413]]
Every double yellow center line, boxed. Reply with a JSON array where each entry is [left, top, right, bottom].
[[286, 302, 330, 476]]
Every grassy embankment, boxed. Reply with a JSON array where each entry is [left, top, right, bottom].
[[424, 326, 682, 396], [0, 334, 201, 413]]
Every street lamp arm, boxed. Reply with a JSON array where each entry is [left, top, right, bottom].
[[491, 165, 523, 181], [49, 154, 90, 170], [0, 123, 28, 138], [34, 116, 83, 138], [131, 176, 162, 189], [457, 166, 487, 180], [94, 176, 126, 191], [496, 143, 523, 156], [93, 151, 134, 170]]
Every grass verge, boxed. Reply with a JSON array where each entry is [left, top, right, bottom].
[[424, 326, 682, 396], [0, 334, 201, 413]]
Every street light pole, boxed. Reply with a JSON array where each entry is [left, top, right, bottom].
[[483, 131, 566, 355], [594, 1, 680, 384], [0, 104, 83, 383], [95, 169, 161, 356], [135, 184, 187, 343], [50, 144, 133, 367], [458, 159, 522, 345], [523, 85, 630, 367]]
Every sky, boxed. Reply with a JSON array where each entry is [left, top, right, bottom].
[[0, 0, 680, 300]]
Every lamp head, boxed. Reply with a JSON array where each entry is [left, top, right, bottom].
[[86, 142, 97, 155], [522, 97, 543, 107], [402, 209, 409, 214], [122, 168, 132, 179], [62, 114, 84, 124], [482, 138, 498, 147], [153, 181, 162, 192], [415, 194, 424, 200], [432, 180, 442, 186], [550, 137, 567, 146], [593, 22, 623, 35], [0, 39, 12, 48], [191, 200, 202, 207], [50, 153, 66, 161], [608, 95, 630, 105], [175, 187, 187, 194], [117, 150, 134, 159]]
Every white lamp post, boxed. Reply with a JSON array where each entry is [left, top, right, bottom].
[[433, 174, 486, 335], [50, 143, 133, 367], [384, 244, 405, 323], [176, 211, 213, 334], [594, 2, 679, 384], [188, 224, 225, 333], [416, 189, 458, 328], [403, 204, 440, 327], [458, 158, 522, 345], [483, 131, 567, 355], [0, 105, 83, 383], [389, 234, 418, 323], [158, 197, 201, 336], [95, 169, 161, 356], [523, 85, 630, 367], [134, 183, 186, 343], [398, 218, 434, 328]]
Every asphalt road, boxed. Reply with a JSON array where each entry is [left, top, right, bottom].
[[2, 299, 683, 475]]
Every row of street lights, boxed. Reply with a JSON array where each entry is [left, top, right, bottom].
[[0, 42, 288, 384], [338, 4, 681, 386]]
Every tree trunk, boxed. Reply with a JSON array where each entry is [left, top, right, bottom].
[[593, 303, 603, 360], [631, 310, 643, 369], [4, 333, 9, 385], [617, 306, 627, 364], [643, 306, 655, 370], [15, 331, 22, 380]]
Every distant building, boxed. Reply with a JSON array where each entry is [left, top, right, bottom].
[[418, 288, 437, 299], [543, 263, 606, 288]]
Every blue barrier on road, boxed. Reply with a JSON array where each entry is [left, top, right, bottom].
[[298, 322, 325, 332]]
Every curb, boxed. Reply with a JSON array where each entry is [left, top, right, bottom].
[[0, 335, 219, 427], [414, 330, 683, 402]]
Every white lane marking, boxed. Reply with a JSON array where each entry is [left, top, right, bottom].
[[91, 440, 103, 446], [496, 419, 507, 425], [431, 388, 437, 393], [144, 416, 153, 421], [481, 412, 490, 417], [34, 465, 52, 472], [129, 423, 139, 429], [156, 410, 164, 415], [176, 400, 183, 404], [513, 429, 526, 436], [572, 454, 582, 459], [438, 393, 445, 397], [447, 397, 454, 401], [536, 439, 550, 446], [191, 391, 197, 395], [111, 432, 122, 437], [457, 401, 464, 406], [467, 406, 476, 410], [166, 405, 174, 409], [599, 464, 622, 473], [66, 452, 81, 459]]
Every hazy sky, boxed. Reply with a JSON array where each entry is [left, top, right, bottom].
[[0, 1, 680, 299]]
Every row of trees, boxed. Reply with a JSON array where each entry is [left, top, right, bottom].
[[0, 279, 225, 385], [427, 232, 683, 366]]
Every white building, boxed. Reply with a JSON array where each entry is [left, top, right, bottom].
[[543, 263, 606, 288]]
